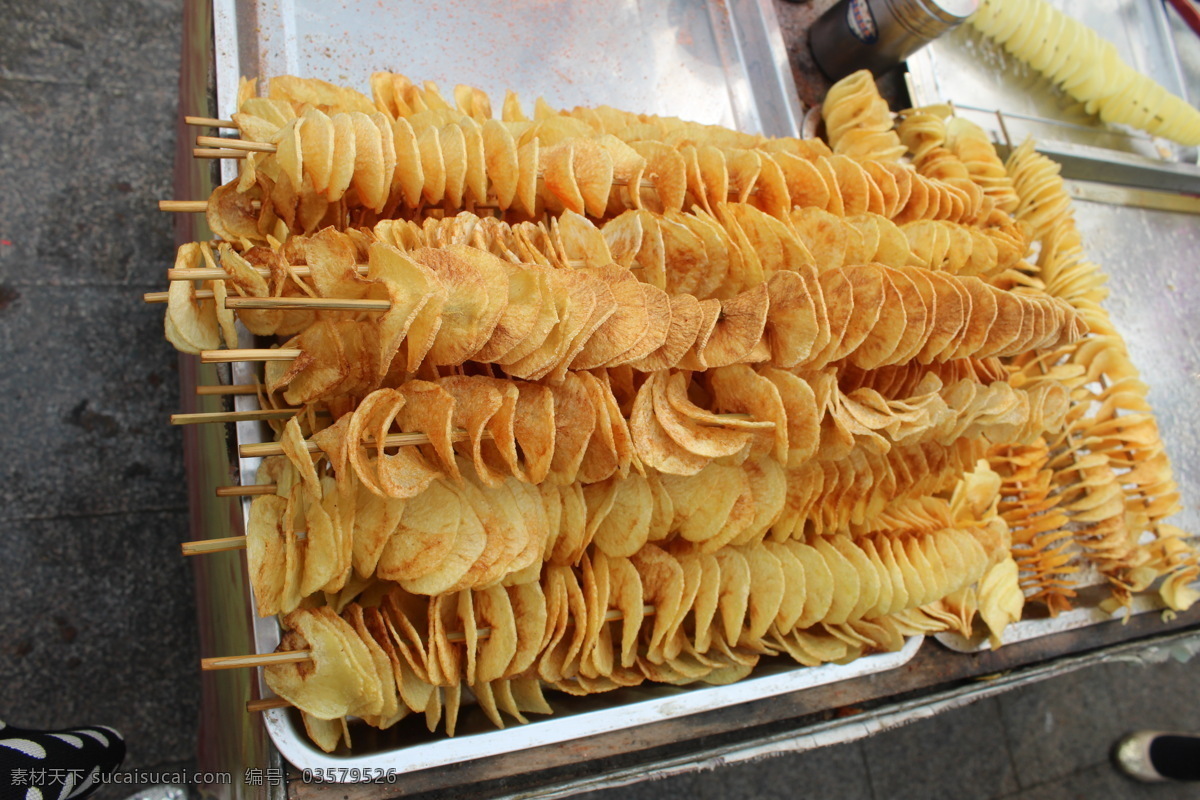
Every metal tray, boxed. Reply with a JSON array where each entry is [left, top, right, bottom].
[[263, 638, 922, 773], [211, 0, 927, 776]]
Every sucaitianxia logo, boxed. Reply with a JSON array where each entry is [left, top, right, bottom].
[[847, 0, 879, 44]]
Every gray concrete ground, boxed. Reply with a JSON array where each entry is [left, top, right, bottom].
[[1, 1, 1198, 799]]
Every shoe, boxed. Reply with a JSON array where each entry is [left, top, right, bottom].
[[0, 720, 126, 799], [1113, 730, 1200, 783]]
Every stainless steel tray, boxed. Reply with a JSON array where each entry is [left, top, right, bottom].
[[211, 0, 928, 776], [263, 638, 922, 773]]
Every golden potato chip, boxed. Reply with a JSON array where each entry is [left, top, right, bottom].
[[848, 268, 907, 369], [658, 214, 708, 296], [509, 383, 554, 484], [611, 283, 672, 367], [690, 552, 722, 652], [576, 379, 620, 485], [661, 464, 747, 543], [951, 276, 999, 359], [774, 151, 831, 209], [478, 118, 519, 210], [592, 475, 654, 558], [351, 482, 406, 579], [366, 243, 440, 378], [439, 376, 504, 484], [811, 537, 860, 625], [740, 453, 788, 541], [740, 544, 785, 641], [676, 211, 732, 299], [246, 493, 288, 616], [631, 140, 687, 213], [763, 270, 818, 367], [376, 479, 460, 582], [602, 554, 645, 668], [394, 379, 459, 481], [813, 157, 844, 216], [751, 153, 792, 218], [505, 270, 595, 380], [764, 540, 806, 630], [438, 121, 468, 209], [540, 142, 584, 214], [830, 536, 879, 622], [631, 544, 686, 662], [265, 609, 366, 721], [790, 541, 835, 627], [700, 283, 770, 368], [601, 210, 643, 268], [323, 113, 358, 203], [630, 374, 709, 475], [397, 490, 486, 597], [856, 537, 893, 619], [629, 292, 702, 372], [296, 108, 334, 195], [279, 321, 349, 405], [545, 373, 597, 485], [713, 548, 750, 645], [692, 144, 727, 213], [709, 365, 787, 460], [504, 581, 549, 676], [345, 605, 401, 728], [270, 74, 376, 115], [458, 478, 530, 590], [827, 265, 885, 363], [598, 133, 647, 214], [165, 244, 221, 354], [472, 584, 518, 683], [571, 268, 647, 369], [890, 535, 928, 609], [650, 371, 750, 459]]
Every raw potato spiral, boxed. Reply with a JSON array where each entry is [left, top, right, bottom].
[[970, 0, 1200, 146]]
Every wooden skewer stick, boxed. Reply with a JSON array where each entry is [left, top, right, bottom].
[[246, 697, 291, 712], [225, 296, 391, 312], [159, 200, 209, 213], [207, 607, 655, 672], [196, 135, 276, 153], [197, 383, 261, 396], [216, 484, 277, 498], [170, 408, 303, 425], [240, 429, 473, 459], [158, 199, 260, 213], [204, 651, 312, 670], [194, 147, 249, 159], [144, 289, 208, 303], [186, 116, 237, 128], [201, 349, 302, 364], [181, 536, 250, 556]]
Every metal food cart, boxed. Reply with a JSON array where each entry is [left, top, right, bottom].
[[170, 0, 1200, 796]]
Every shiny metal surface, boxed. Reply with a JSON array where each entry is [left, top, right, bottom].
[[1072, 195, 1200, 540], [213, 0, 803, 138], [906, 0, 1199, 167]]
